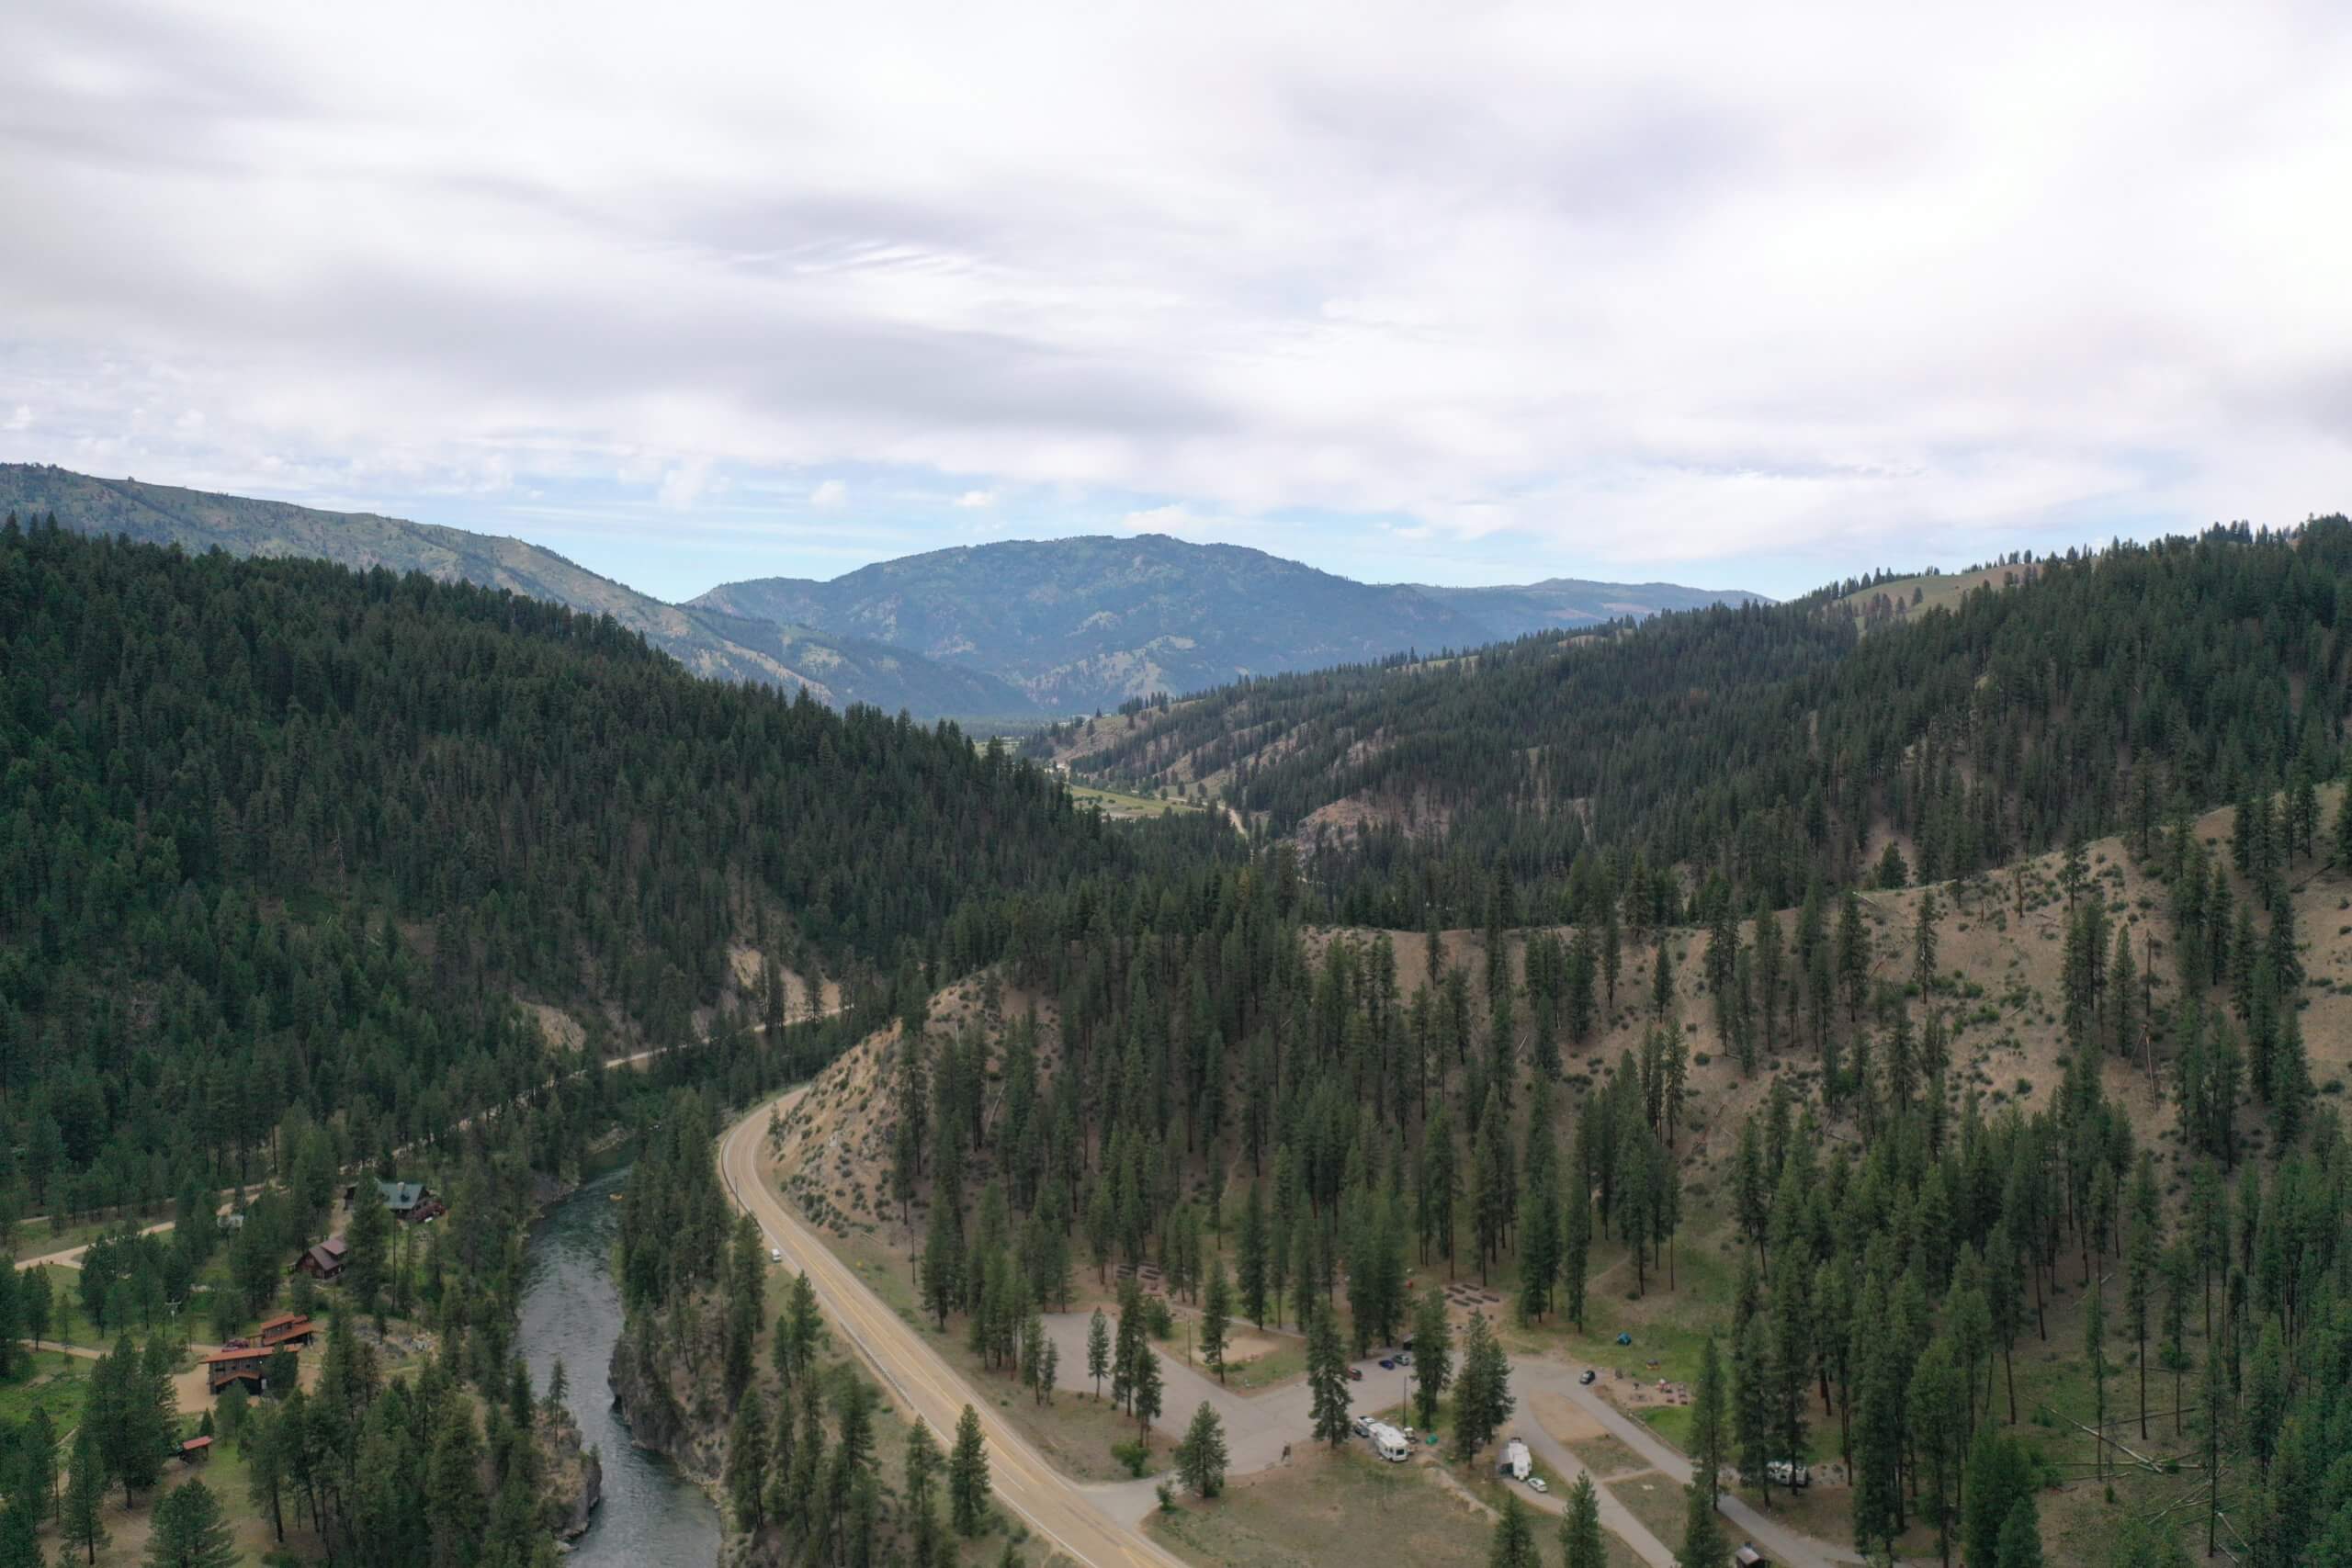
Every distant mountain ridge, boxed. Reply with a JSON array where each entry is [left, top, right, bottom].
[[3, 465, 1762, 717], [1408, 576, 1767, 636], [694, 536, 1765, 710], [0, 465, 1041, 717]]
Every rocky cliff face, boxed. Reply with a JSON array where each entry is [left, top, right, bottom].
[[608, 1294, 729, 1486], [537, 1403, 605, 1540]]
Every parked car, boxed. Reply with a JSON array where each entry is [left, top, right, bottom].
[[1348, 1367, 1364, 1381], [1378, 1358, 1396, 1370], [1528, 1476, 1548, 1494], [770, 1247, 782, 1263], [1351, 1415, 1373, 1438], [1396, 1350, 1413, 1366], [1579, 1369, 1597, 1385]]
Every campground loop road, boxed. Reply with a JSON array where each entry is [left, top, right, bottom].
[[720, 1085, 1862, 1568], [721, 1087, 1190, 1568]]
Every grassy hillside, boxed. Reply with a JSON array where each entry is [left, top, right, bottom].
[[0, 464, 1041, 717]]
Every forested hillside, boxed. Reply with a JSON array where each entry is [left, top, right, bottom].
[[1058, 523, 2352, 927], [763, 765, 2352, 1563], [0, 466, 1040, 717], [714, 519, 2352, 1568], [0, 515, 1232, 1220]]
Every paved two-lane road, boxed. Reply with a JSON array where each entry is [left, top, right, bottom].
[[723, 1085, 1860, 1568], [720, 1088, 1189, 1568]]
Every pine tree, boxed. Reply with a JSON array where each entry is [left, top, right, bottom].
[[425, 1402, 488, 1568], [345, 1186, 396, 1314], [1996, 1495, 2045, 1568], [723, 1212, 765, 1402], [1086, 1307, 1110, 1400], [1411, 1285, 1453, 1432], [2084, 1276, 2108, 1483], [775, 1269, 826, 1388], [1201, 1258, 1233, 1382], [1677, 1473, 1728, 1568], [1517, 1165, 1561, 1324], [88, 1336, 165, 1508], [904, 1420, 942, 1518], [1914, 887, 1940, 992], [1560, 1472, 1606, 1568], [1488, 1493, 1541, 1568], [1175, 1402, 1228, 1498], [922, 1195, 964, 1329], [143, 1478, 238, 1568], [1307, 1298, 1352, 1448], [1561, 1141, 1592, 1328], [1908, 1336, 1964, 1568], [1453, 1311, 1515, 1460], [1734, 1315, 1774, 1508], [0, 1506, 37, 1568], [1133, 1333, 1164, 1435], [62, 1427, 107, 1566], [1962, 1427, 2032, 1568], [727, 1390, 769, 1532], [1238, 1182, 1268, 1327], [948, 1404, 989, 1537], [1690, 1335, 1726, 1506]]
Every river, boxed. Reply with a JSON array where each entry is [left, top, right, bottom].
[[520, 1165, 721, 1566]]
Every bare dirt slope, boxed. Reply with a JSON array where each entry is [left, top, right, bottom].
[[782, 791, 2352, 1259], [773, 973, 1060, 1240]]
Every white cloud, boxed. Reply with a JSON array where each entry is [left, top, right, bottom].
[[3, 0, 2349, 578], [953, 489, 994, 509], [1122, 503, 1206, 534], [657, 458, 711, 510], [2, 405, 29, 432]]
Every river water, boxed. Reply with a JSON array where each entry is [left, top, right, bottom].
[[520, 1165, 722, 1566]]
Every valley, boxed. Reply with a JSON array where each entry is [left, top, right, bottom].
[[8, 513, 2352, 1568], [11, 7, 2345, 1564]]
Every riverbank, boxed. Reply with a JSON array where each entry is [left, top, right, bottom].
[[522, 1167, 721, 1567]]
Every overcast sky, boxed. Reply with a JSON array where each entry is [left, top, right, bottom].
[[6, 0, 2349, 602]]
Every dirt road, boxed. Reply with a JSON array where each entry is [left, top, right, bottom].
[[15, 1219, 177, 1272], [721, 1088, 1189, 1568]]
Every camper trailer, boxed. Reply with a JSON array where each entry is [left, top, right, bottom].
[[1365, 1422, 1411, 1463], [1498, 1438, 1532, 1483]]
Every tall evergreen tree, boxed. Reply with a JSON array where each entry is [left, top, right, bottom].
[[948, 1405, 989, 1538], [1307, 1299, 1352, 1449], [1561, 1473, 1607, 1568], [142, 1479, 239, 1568]]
